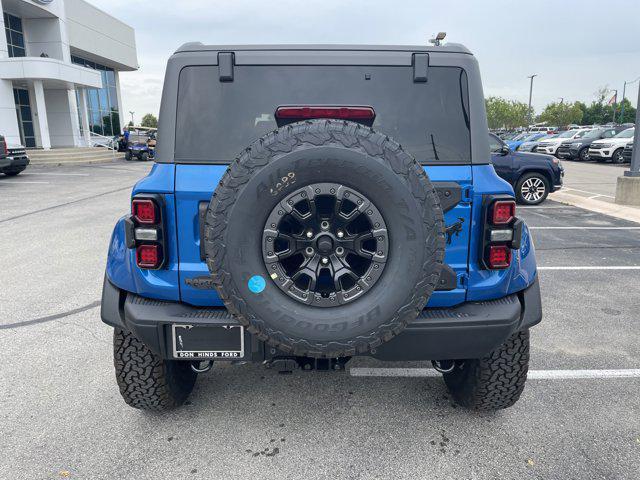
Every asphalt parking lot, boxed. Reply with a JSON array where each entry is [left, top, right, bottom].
[[1, 161, 639, 480]]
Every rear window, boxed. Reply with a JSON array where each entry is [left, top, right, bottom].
[[175, 64, 471, 164]]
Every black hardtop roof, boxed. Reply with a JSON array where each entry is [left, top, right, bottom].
[[175, 42, 472, 55]]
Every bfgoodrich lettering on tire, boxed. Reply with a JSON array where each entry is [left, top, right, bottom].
[[204, 119, 445, 358]]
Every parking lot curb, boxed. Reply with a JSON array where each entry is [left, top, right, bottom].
[[549, 191, 640, 225], [29, 157, 126, 168]]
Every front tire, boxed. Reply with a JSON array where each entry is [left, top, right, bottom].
[[140, 152, 149, 162], [443, 330, 530, 410], [2, 167, 25, 176], [611, 148, 625, 164], [578, 147, 589, 162], [124, 151, 132, 161], [113, 329, 197, 411], [515, 172, 549, 205]]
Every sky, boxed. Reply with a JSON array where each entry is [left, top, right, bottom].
[[90, 0, 640, 124]]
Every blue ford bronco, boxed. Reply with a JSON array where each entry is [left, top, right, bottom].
[[101, 43, 541, 411]]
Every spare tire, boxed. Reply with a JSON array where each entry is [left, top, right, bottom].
[[204, 119, 445, 358]]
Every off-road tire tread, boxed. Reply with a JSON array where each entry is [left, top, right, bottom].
[[204, 119, 445, 358], [444, 330, 530, 410], [113, 329, 196, 411]]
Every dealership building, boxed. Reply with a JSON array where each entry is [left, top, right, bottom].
[[0, 0, 137, 149]]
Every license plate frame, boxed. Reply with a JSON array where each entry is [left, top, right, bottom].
[[171, 324, 244, 360]]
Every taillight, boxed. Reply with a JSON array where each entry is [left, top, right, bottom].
[[136, 244, 162, 269], [482, 197, 522, 270], [487, 245, 511, 269], [275, 106, 375, 122], [491, 200, 515, 225], [132, 199, 158, 224], [129, 195, 165, 269]]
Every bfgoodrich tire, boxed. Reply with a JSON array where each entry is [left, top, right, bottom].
[[443, 330, 530, 410], [113, 329, 197, 411], [204, 119, 445, 358]]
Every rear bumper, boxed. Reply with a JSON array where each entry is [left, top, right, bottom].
[[101, 275, 542, 362]]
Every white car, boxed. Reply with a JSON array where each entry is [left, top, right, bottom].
[[536, 129, 593, 156], [588, 127, 635, 163]]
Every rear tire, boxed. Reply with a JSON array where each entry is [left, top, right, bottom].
[[113, 329, 197, 411], [140, 152, 149, 161], [515, 172, 549, 205], [443, 330, 530, 410], [125, 151, 132, 161]]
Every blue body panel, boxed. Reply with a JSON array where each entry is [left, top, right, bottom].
[[105, 162, 537, 306]]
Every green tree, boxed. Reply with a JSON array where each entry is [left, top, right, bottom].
[[141, 113, 158, 128], [536, 101, 583, 127], [615, 98, 636, 124], [127, 120, 134, 127], [485, 96, 531, 129]]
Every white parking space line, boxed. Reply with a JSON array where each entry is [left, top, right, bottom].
[[562, 187, 615, 199], [518, 205, 568, 209], [0, 180, 50, 184], [538, 266, 640, 270], [350, 368, 640, 379], [21, 172, 90, 177], [529, 226, 640, 230]]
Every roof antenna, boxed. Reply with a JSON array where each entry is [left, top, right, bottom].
[[429, 32, 447, 46]]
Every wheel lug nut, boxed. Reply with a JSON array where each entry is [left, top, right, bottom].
[[337, 230, 344, 238], [321, 257, 329, 265], [305, 247, 314, 256], [306, 230, 313, 238]]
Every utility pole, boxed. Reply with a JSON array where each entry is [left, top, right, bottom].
[[612, 90, 618, 124], [527, 75, 537, 125], [615, 81, 640, 205], [129, 111, 135, 125], [620, 81, 627, 122]]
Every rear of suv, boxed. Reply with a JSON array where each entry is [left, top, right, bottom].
[[101, 43, 541, 412]]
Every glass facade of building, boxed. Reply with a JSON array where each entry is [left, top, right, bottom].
[[4, 12, 25, 57], [71, 55, 120, 136], [13, 88, 35, 147]]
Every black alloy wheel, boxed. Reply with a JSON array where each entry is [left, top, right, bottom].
[[262, 182, 388, 307]]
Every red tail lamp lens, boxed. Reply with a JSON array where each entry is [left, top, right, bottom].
[[275, 106, 375, 121], [492, 200, 515, 225], [488, 245, 511, 269], [136, 244, 161, 269], [132, 199, 157, 224]]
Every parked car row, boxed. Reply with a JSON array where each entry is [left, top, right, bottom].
[[496, 125, 635, 164]]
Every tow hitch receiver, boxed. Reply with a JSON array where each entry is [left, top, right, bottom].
[[266, 356, 351, 374]]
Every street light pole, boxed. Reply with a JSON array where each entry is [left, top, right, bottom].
[[527, 75, 537, 125], [626, 82, 640, 178], [129, 111, 135, 125], [615, 82, 640, 205], [612, 90, 618, 124]]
